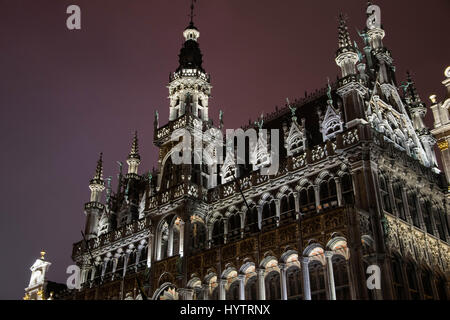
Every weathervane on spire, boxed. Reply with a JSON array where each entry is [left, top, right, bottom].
[[189, 0, 197, 24]]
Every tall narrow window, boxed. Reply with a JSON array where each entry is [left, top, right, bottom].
[[421, 200, 433, 234], [379, 175, 392, 213], [341, 174, 354, 205], [433, 207, 446, 241], [407, 191, 419, 227], [393, 182, 406, 220]]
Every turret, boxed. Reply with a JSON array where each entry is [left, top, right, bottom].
[[168, 17, 211, 122], [335, 14, 359, 78], [84, 153, 105, 239], [335, 14, 368, 127], [405, 72, 427, 132], [24, 251, 52, 300], [364, 2, 395, 85], [126, 131, 141, 175]]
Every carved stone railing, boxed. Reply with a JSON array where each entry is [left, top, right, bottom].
[[72, 218, 149, 258], [169, 69, 210, 83], [147, 182, 204, 210], [384, 213, 450, 273]]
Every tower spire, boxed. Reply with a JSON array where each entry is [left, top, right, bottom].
[[337, 13, 354, 52], [405, 71, 421, 103], [189, 0, 196, 26], [85, 152, 106, 240], [335, 13, 358, 78], [128, 131, 140, 160], [91, 152, 104, 185]]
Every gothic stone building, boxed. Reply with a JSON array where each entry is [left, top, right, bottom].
[[25, 3, 450, 300]]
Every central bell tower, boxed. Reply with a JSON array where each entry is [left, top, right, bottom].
[[154, 3, 222, 193], [168, 20, 211, 122]]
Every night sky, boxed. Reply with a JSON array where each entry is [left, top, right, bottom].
[[0, 0, 448, 299]]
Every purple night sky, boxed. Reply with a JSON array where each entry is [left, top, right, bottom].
[[0, 0, 448, 299]]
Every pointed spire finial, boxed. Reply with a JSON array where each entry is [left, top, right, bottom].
[[92, 152, 104, 182], [189, 0, 197, 26], [338, 13, 352, 49], [129, 131, 140, 160], [406, 71, 421, 103]]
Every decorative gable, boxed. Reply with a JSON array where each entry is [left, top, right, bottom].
[[284, 118, 306, 156], [319, 100, 344, 142]]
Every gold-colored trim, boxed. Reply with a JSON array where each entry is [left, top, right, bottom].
[[438, 140, 449, 151]]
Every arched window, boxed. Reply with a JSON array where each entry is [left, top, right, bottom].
[[286, 267, 302, 300], [245, 276, 258, 300], [191, 222, 207, 251], [332, 255, 350, 300], [245, 206, 259, 234], [140, 246, 148, 265], [280, 194, 296, 223], [407, 190, 420, 227], [262, 200, 277, 229], [211, 219, 224, 246], [390, 255, 406, 300], [265, 271, 281, 300], [161, 157, 182, 191], [309, 261, 326, 300], [299, 185, 316, 213], [379, 175, 392, 213], [341, 174, 354, 205], [319, 177, 337, 210], [228, 213, 241, 242]]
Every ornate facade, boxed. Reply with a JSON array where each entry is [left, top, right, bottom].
[[26, 3, 450, 300]]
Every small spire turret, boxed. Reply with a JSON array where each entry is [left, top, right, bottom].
[[335, 14, 359, 78], [337, 14, 355, 55], [89, 153, 105, 203], [127, 131, 141, 175]]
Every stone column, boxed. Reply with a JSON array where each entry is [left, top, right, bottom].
[[294, 192, 300, 220], [335, 177, 343, 206], [219, 279, 227, 300], [223, 218, 228, 244], [257, 205, 263, 230], [238, 274, 246, 300], [123, 253, 129, 278], [179, 220, 185, 257], [314, 185, 320, 213], [167, 227, 174, 257], [325, 252, 336, 300], [275, 199, 281, 226], [257, 268, 266, 300], [302, 257, 311, 300], [279, 263, 288, 300], [147, 234, 153, 268]]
